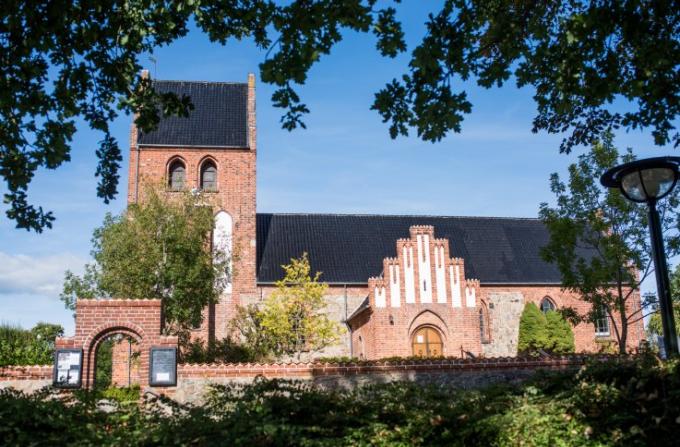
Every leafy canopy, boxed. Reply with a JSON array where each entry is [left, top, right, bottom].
[[1, 0, 404, 232], [0, 322, 64, 366], [233, 253, 343, 360], [60, 186, 229, 339], [4, 1, 679, 231], [539, 132, 680, 354], [647, 263, 680, 337]]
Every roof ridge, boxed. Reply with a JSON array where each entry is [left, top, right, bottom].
[[256, 212, 541, 221], [152, 79, 247, 85]]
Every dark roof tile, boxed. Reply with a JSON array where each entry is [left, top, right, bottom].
[[256, 213, 588, 284], [138, 80, 248, 148]]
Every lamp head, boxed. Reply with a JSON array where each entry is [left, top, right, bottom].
[[601, 157, 680, 203]]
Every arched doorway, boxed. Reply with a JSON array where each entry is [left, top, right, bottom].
[[93, 333, 141, 390], [412, 326, 443, 357], [88, 328, 143, 390]]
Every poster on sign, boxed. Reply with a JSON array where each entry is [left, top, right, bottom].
[[53, 349, 82, 388], [149, 347, 177, 386]]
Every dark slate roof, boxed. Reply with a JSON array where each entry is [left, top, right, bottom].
[[137, 80, 248, 148], [256, 213, 590, 285]]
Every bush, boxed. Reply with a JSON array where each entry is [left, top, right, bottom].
[[545, 310, 575, 354], [517, 303, 549, 354], [0, 322, 63, 366], [1, 354, 679, 446], [181, 337, 259, 363]]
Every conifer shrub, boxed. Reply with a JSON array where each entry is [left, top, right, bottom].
[[545, 310, 575, 354], [517, 303, 549, 354]]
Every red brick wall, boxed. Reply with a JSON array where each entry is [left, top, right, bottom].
[[110, 337, 140, 387], [0, 365, 52, 380], [481, 285, 645, 352], [127, 74, 258, 342], [350, 304, 483, 359], [346, 284, 644, 358], [55, 299, 177, 389]]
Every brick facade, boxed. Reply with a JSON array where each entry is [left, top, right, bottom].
[[344, 226, 645, 359], [128, 75, 258, 341], [54, 299, 177, 389], [124, 74, 644, 362]]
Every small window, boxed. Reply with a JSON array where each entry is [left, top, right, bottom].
[[541, 297, 556, 314], [594, 306, 610, 336], [200, 161, 217, 191], [168, 160, 186, 191]]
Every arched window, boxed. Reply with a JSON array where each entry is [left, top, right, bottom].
[[541, 297, 556, 313], [168, 159, 186, 191], [412, 326, 443, 357], [200, 160, 217, 191], [213, 211, 232, 293], [479, 303, 491, 344]]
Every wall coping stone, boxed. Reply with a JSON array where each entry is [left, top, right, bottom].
[[1, 355, 621, 382], [76, 299, 162, 308]]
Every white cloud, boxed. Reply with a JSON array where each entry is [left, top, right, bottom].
[[0, 251, 86, 296]]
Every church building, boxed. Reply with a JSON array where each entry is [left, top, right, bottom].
[[127, 73, 645, 359]]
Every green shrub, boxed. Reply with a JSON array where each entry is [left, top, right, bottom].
[[0, 322, 63, 366], [545, 310, 575, 354], [182, 337, 259, 363], [517, 303, 549, 354], [1, 354, 679, 446], [99, 385, 141, 403]]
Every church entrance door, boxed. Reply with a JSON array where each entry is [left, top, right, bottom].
[[412, 327, 443, 357]]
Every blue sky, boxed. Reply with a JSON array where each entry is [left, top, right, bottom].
[[0, 3, 672, 334]]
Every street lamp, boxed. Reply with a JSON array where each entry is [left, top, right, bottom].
[[601, 156, 680, 357]]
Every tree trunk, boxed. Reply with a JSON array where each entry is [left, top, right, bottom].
[[617, 299, 628, 354]]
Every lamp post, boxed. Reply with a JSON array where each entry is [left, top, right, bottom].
[[601, 156, 680, 357]]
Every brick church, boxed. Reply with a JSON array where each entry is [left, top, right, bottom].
[[127, 73, 645, 359]]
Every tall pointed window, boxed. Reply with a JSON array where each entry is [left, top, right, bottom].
[[168, 160, 186, 191], [541, 297, 556, 314], [200, 160, 217, 191]]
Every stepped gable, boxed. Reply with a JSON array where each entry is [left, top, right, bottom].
[[367, 225, 480, 309]]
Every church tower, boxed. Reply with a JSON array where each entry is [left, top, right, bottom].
[[127, 73, 257, 340]]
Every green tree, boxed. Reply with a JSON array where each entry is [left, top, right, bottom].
[[545, 310, 575, 354], [0, 322, 63, 366], [517, 302, 549, 355], [230, 304, 274, 361], [4, 2, 679, 232], [647, 264, 680, 337], [60, 186, 229, 342], [233, 253, 343, 360], [540, 133, 680, 354]]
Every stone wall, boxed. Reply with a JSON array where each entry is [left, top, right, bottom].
[[483, 291, 524, 357], [0, 365, 52, 393], [170, 355, 599, 404], [0, 356, 613, 404]]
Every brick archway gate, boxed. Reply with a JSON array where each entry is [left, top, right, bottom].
[[55, 299, 178, 389]]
